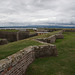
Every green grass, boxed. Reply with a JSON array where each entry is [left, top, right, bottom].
[[26, 32, 75, 75], [0, 39, 2, 40], [29, 30, 61, 39], [0, 29, 19, 32], [30, 32, 36, 34], [0, 30, 61, 60], [0, 39, 43, 60], [26, 29, 35, 32]]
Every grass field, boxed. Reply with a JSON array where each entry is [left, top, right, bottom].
[[0, 39, 2, 40], [0, 40, 43, 60], [0, 29, 19, 32], [26, 32, 75, 75], [29, 30, 61, 39], [0, 30, 61, 60]]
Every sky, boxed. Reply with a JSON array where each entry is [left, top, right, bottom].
[[0, 0, 75, 26]]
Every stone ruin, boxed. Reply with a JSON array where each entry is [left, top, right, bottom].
[[0, 30, 64, 75], [37, 31, 64, 44], [0, 39, 8, 45], [0, 45, 57, 75], [0, 31, 30, 42]]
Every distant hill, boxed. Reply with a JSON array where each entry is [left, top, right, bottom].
[[0, 25, 75, 28]]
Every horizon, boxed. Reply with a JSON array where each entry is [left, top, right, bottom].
[[0, 22, 75, 28]]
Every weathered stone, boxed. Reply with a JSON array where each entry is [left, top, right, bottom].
[[55, 34, 64, 39], [0, 30, 65, 75], [0, 31, 30, 42], [34, 45, 57, 58], [47, 35, 56, 43], [37, 35, 56, 44], [0, 39, 8, 45], [0, 45, 57, 75]]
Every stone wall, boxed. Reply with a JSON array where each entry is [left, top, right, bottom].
[[47, 35, 56, 43], [48, 29, 62, 32], [0, 39, 8, 45], [0, 45, 57, 75], [64, 29, 75, 32], [37, 35, 56, 44], [0, 30, 64, 75], [29, 33, 38, 37], [0, 31, 17, 42], [0, 31, 29, 42], [57, 30, 64, 34], [17, 31, 30, 40], [55, 34, 64, 39], [37, 31, 64, 44], [34, 45, 57, 58]]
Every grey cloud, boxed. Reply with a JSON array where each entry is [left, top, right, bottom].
[[0, 0, 75, 24]]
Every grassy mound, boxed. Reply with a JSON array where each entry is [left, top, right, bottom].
[[26, 32, 75, 75]]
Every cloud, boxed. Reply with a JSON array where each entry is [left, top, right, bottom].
[[0, 0, 75, 25]]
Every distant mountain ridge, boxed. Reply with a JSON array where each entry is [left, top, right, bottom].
[[0, 22, 75, 28], [0, 25, 75, 28]]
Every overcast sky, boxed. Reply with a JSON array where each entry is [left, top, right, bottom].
[[0, 0, 75, 25]]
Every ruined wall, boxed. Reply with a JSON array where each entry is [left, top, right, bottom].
[[0, 45, 57, 75], [37, 30, 64, 44], [18, 31, 29, 40], [0, 31, 29, 42], [48, 29, 62, 32], [55, 34, 64, 39], [57, 30, 64, 34], [0, 31, 17, 42], [0, 39, 8, 45], [47, 35, 56, 43], [37, 35, 56, 44], [0, 30, 64, 75], [34, 45, 57, 58], [29, 33, 38, 37]]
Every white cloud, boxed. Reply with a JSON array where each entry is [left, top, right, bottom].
[[0, 0, 75, 25]]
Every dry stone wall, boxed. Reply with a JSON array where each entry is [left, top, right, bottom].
[[0, 45, 57, 75]]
